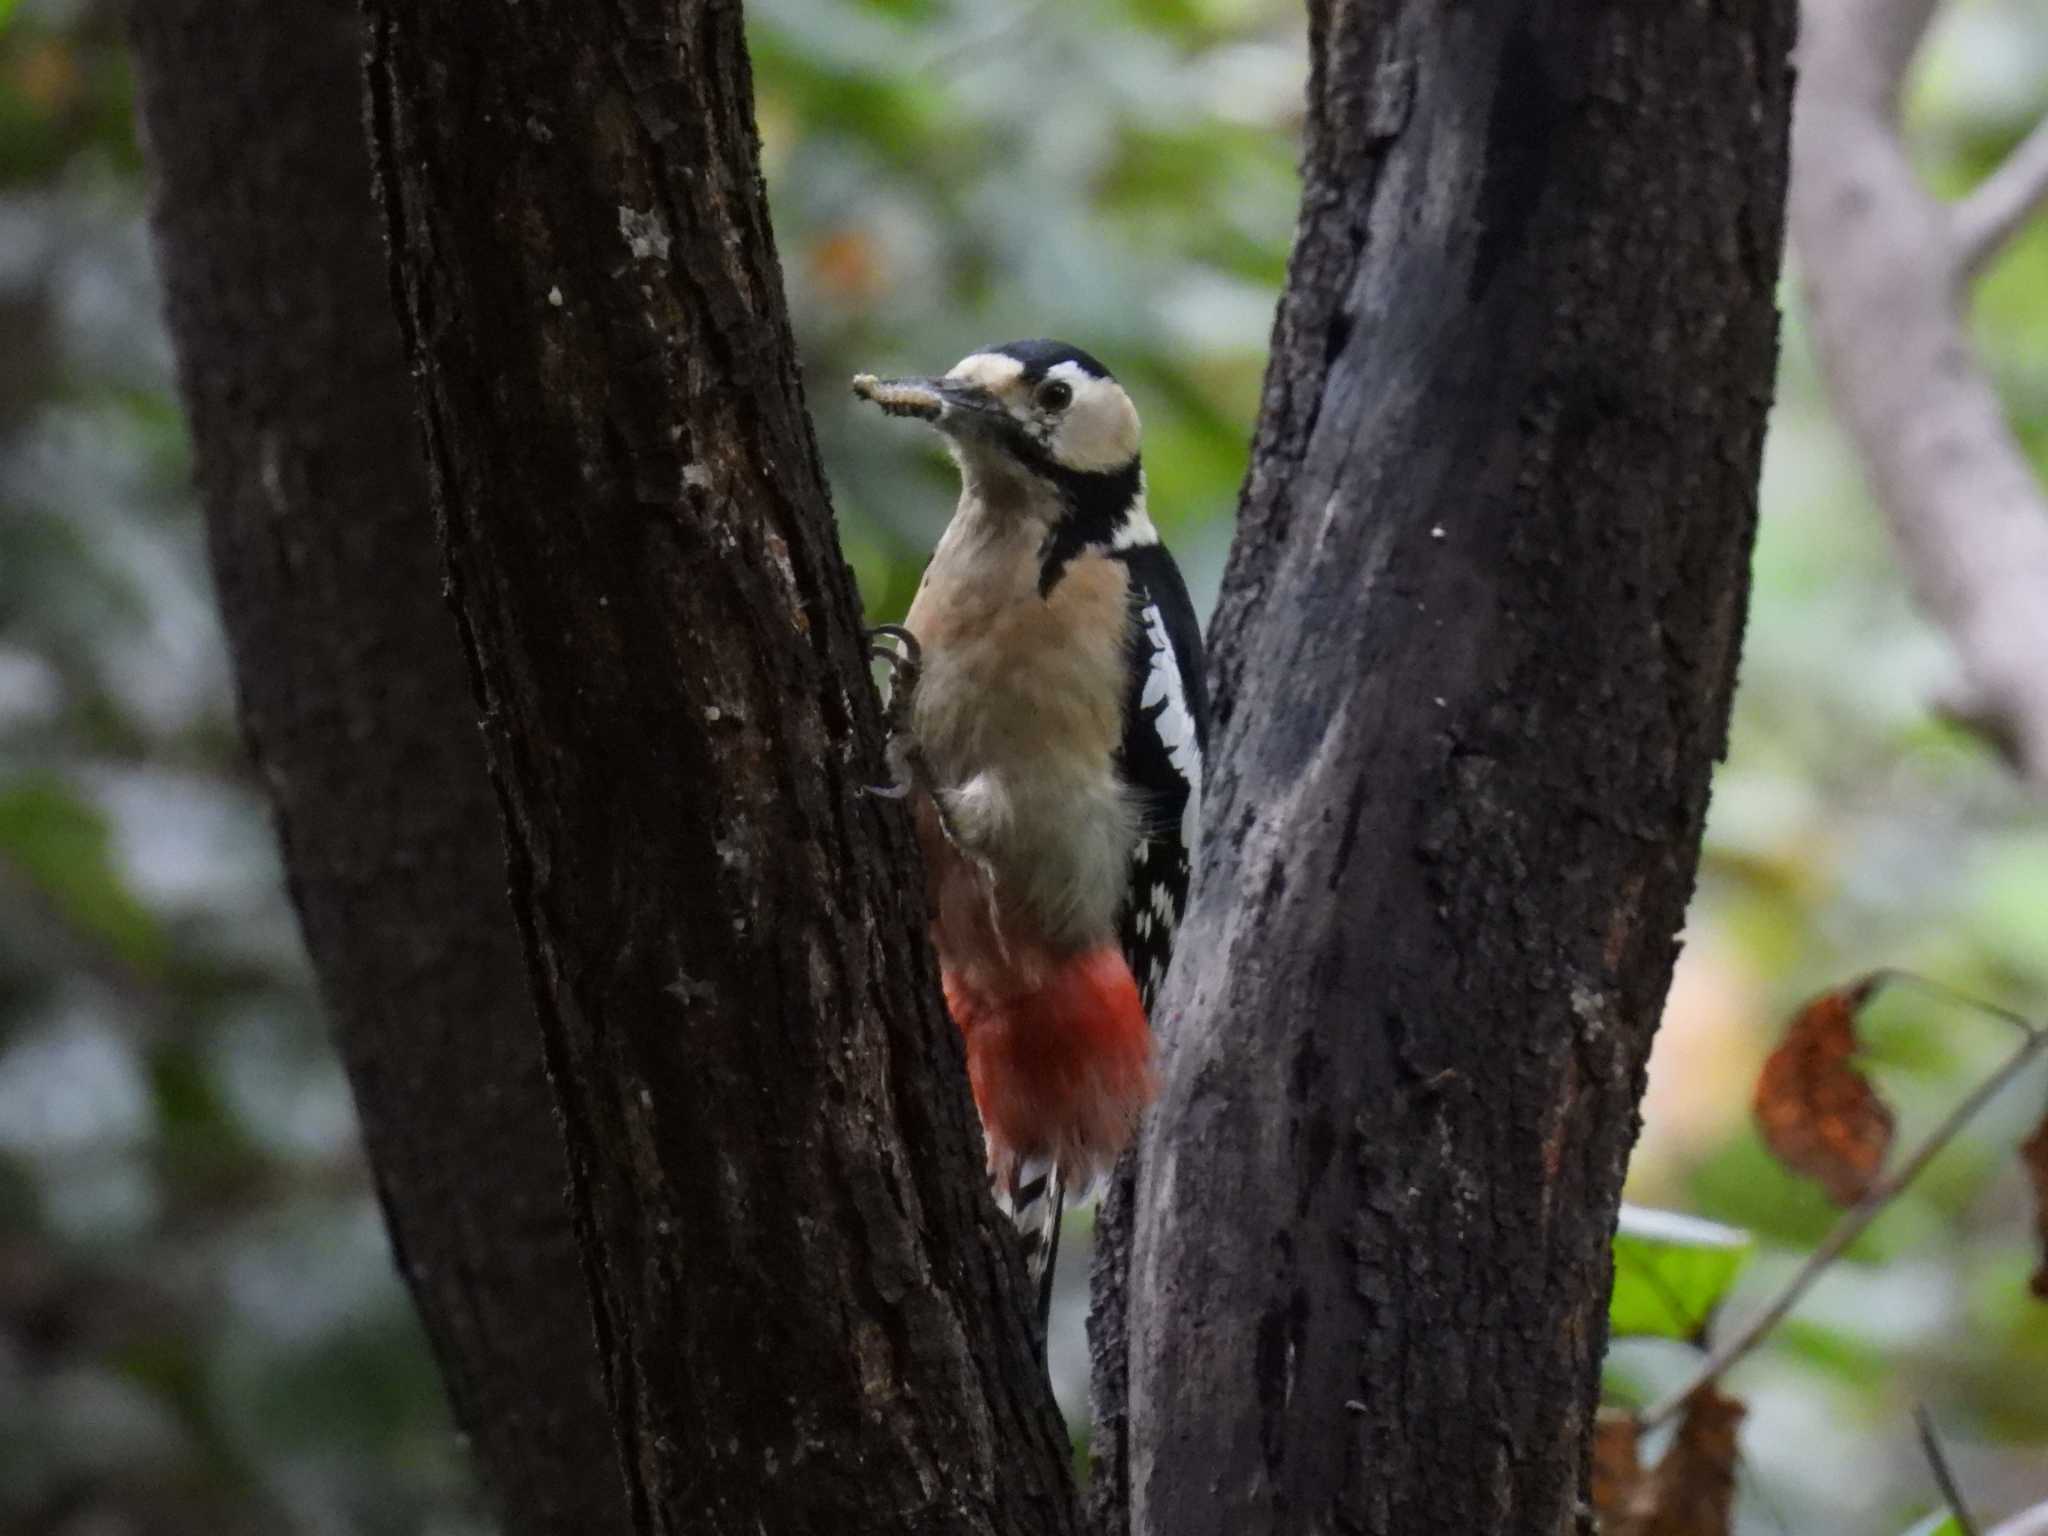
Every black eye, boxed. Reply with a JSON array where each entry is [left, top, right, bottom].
[[1037, 380, 1073, 411]]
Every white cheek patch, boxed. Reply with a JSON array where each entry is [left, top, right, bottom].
[[1045, 362, 1140, 472]]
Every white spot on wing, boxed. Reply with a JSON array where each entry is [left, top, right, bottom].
[[1139, 600, 1203, 848]]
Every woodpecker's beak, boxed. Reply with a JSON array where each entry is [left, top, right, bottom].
[[851, 373, 1007, 438]]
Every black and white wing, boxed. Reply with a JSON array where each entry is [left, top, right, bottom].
[[1111, 542, 1210, 1013]]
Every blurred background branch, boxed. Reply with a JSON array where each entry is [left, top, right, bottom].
[[1917, 1403, 1985, 1536], [1793, 0, 2048, 784], [1954, 115, 2048, 276]]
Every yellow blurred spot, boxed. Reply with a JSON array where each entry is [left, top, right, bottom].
[[1631, 927, 1768, 1199], [809, 228, 887, 306], [11, 40, 83, 114]]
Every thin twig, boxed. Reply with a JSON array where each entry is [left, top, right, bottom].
[[1954, 114, 2048, 280], [1914, 1404, 1983, 1536], [1868, 968, 2043, 1040], [1640, 1018, 2048, 1428]]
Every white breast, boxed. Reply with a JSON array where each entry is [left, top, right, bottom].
[[906, 497, 1137, 953]]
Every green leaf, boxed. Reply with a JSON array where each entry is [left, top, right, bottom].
[[1610, 1204, 1754, 1342], [1899, 1513, 1963, 1536], [0, 0, 21, 30]]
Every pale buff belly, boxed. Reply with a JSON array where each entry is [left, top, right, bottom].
[[906, 537, 1136, 960]]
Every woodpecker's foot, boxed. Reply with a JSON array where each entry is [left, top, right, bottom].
[[862, 742, 911, 801], [866, 624, 920, 732], [865, 624, 923, 801]]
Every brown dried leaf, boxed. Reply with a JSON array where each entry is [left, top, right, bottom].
[[1591, 1412, 1644, 1524], [2022, 1107, 2048, 1302], [1613, 1386, 1745, 1536], [1753, 978, 1895, 1206]]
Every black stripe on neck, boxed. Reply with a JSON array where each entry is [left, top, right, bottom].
[[1035, 457, 1142, 597]]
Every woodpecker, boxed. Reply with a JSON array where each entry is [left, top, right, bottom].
[[853, 340, 1209, 1321]]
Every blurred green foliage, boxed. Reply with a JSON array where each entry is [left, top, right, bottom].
[[0, 0, 2044, 1532]]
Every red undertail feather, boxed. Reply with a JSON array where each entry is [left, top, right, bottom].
[[942, 942, 1156, 1196]]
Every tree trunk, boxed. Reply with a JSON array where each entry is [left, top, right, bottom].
[[1094, 5, 1797, 1535], [358, 5, 1082, 1533], [126, 2, 630, 1533]]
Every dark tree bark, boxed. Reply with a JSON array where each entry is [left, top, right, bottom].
[[127, 4, 630, 1533], [359, 5, 1082, 1534], [1093, 6, 1796, 1536]]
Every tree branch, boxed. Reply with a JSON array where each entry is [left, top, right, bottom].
[[1955, 114, 2048, 280], [1914, 1405, 1983, 1536], [1791, 0, 2048, 785]]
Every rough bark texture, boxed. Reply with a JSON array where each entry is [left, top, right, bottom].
[[1093, 5, 1797, 1534], [126, 4, 630, 1533], [360, 4, 1082, 1533]]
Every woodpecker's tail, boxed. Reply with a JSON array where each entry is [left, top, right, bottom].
[[1003, 1159, 1067, 1338], [943, 942, 1153, 1338], [945, 943, 1153, 1186]]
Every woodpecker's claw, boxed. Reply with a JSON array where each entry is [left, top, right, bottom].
[[865, 624, 924, 801], [866, 623, 921, 684], [866, 733, 917, 800]]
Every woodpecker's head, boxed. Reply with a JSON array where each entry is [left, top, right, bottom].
[[853, 340, 1152, 552]]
